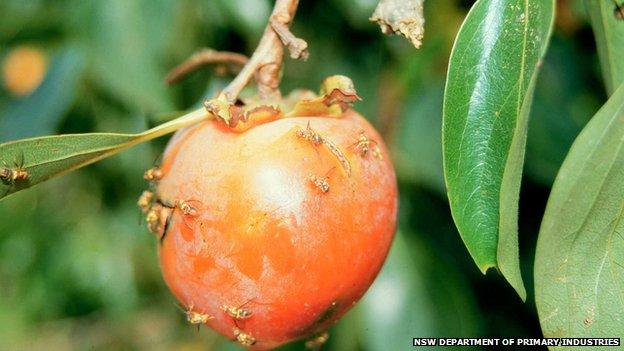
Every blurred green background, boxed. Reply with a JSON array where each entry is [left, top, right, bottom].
[[0, 0, 606, 350]]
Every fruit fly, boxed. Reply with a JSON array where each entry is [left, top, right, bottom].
[[178, 200, 199, 216], [310, 175, 330, 193], [309, 167, 335, 194], [296, 122, 324, 146], [137, 190, 154, 214], [296, 122, 351, 176], [614, 0, 624, 19], [233, 328, 256, 346], [185, 306, 213, 325], [174, 303, 212, 332], [222, 303, 253, 320], [305, 331, 329, 350], [1, 152, 29, 197], [144, 166, 163, 182], [351, 131, 382, 159], [1, 152, 29, 183], [145, 202, 174, 242]]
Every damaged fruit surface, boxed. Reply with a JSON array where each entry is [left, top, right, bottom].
[[143, 80, 398, 350]]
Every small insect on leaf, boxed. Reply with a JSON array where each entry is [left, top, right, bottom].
[[614, 0, 624, 19], [0, 107, 210, 201], [0, 151, 29, 197]]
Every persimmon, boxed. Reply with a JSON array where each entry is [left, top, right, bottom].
[[141, 87, 398, 349]]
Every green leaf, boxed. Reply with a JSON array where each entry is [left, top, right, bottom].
[[535, 83, 624, 345], [442, 0, 555, 299], [0, 108, 208, 200], [584, 0, 624, 95], [86, 0, 175, 112]]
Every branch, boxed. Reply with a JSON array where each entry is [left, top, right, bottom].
[[165, 48, 249, 85], [370, 0, 425, 48], [271, 19, 309, 60], [219, 0, 304, 101]]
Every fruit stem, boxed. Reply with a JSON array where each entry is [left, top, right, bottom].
[[219, 0, 306, 102], [165, 49, 249, 85]]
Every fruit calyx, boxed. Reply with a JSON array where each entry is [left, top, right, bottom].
[[203, 75, 361, 133]]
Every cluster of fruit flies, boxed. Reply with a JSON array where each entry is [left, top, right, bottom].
[[0, 152, 29, 197], [139, 164, 204, 241], [176, 300, 256, 345], [135, 126, 373, 348], [138, 166, 259, 346], [296, 123, 382, 193]]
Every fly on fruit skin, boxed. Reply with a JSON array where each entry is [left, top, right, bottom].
[[144, 166, 163, 182], [296, 122, 351, 177], [222, 304, 253, 320], [309, 167, 335, 194], [175, 303, 212, 332], [233, 328, 256, 346], [351, 131, 382, 159]]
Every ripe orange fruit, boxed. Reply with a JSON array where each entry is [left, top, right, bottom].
[[143, 81, 398, 349]]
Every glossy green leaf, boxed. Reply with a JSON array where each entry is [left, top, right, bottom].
[[0, 108, 208, 200], [442, 0, 555, 299], [535, 83, 624, 344], [585, 0, 624, 95]]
